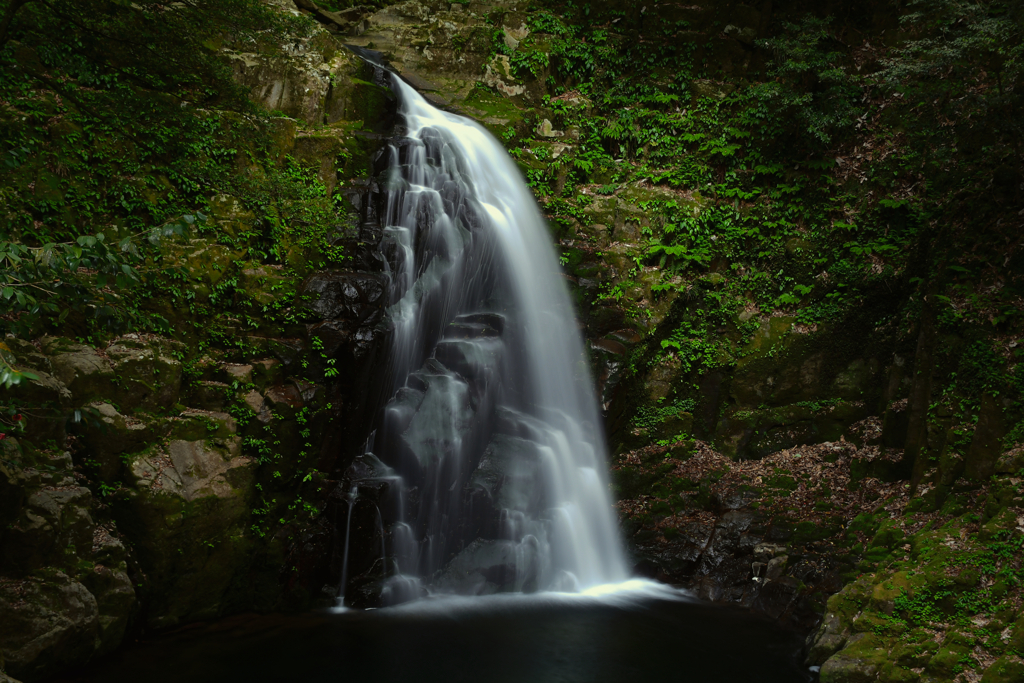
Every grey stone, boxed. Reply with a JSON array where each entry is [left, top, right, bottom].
[[765, 554, 788, 581], [1, 486, 93, 575], [435, 538, 537, 594], [130, 437, 251, 502], [0, 573, 99, 681]]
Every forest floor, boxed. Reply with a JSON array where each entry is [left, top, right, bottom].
[[612, 431, 1024, 679]]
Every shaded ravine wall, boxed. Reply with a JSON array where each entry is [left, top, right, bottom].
[[0, 14, 401, 681], [1, 0, 1022, 681]]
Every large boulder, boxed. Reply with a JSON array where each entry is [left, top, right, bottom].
[[434, 538, 539, 594], [77, 403, 167, 482], [0, 449, 92, 577], [229, 28, 356, 125], [44, 336, 183, 411], [0, 485, 93, 576], [45, 340, 117, 405], [116, 431, 255, 628], [0, 442, 136, 680], [0, 573, 99, 681], [129, 437, 252, 501], [465, 434, 545, 540], [819, 634, 885, 683]]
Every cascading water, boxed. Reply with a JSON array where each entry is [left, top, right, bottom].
[[339, 65, 628, 605]]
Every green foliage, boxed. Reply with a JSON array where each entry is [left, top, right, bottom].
[[755, 16, 864, 145], [2, 0, 303, 106], [880, 0, 1024, 162], [0, 216, 199, 335], [0, 0, 321, 339], [633, 397, 696, 430]]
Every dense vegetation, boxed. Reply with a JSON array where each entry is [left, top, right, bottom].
[[470, 1, 1024, 677], [482, 0, 1024, 490], [0, 0, 351, 360]]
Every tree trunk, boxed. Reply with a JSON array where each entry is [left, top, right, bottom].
[[0, 0, 34, 50], [905, 287, 938, 496]]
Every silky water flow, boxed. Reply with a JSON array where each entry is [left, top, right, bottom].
[[337, 71, 630, 606]]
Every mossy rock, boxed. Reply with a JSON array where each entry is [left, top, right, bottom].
[[117, 436, 255, 628], [208, 194, 257, 239], [293, 130, 349, 194], [925, 635, 973, 678], [983, 483, 1021, 524], [169, 411, 238, 441], [76, 403, 169, 482], [983, 657, 1024, 683], [46, 340, 118, 405], [238, 262, 290, 306], [164, 239, 245, 296], [869, 520, 906, 550], [104, 337, 184, 411], [264, 116, 297, 161], [0, 572, 103, 681], [877, 661, 922, 682], [820, 633, 885, 683], [832, 358, 879, 400], [714, 400, 868, 459], [230, 26, 340, 125], [1007, 613, 1024, 653], [869, 571, 911, 615], [892, 629, 938, 668], [326, 74, 396, 131], [824, 575, 875, 626]]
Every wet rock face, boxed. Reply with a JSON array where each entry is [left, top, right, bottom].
[[330, 318, 522, 603], [301, 271, 388, 328]]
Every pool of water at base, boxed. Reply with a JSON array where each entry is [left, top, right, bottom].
[[52, 583, 815, 683]]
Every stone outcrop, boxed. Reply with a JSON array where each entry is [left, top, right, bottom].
[[0, 295, 389, 673], [0, 441, 134, 682], [0, 6, 397, 676]]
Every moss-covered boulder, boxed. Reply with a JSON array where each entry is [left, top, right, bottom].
[[0, 481, 93, 576], [208, 194, 257, 239], [229, 28, 345, 125], [46, 340, 117, 406], [43, 335, 183, 412], [117, 433, 254, 628], [820, 633, 884, 683], [103, 336, 184, 411], [983, 656, 1024, 683]]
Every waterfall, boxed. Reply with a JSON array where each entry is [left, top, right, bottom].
[[340, 66, 628, 604]]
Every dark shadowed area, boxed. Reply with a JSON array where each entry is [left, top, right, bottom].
[[53, 592, 811, 683]]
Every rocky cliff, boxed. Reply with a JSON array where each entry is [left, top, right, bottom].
[[0, 6, 399, 678], [1, 0, 1022, 681]]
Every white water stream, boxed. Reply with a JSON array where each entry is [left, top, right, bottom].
[[341, 68, 629, 603]]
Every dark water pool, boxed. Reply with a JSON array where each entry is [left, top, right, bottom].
[[54, 586, 812, 683]]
